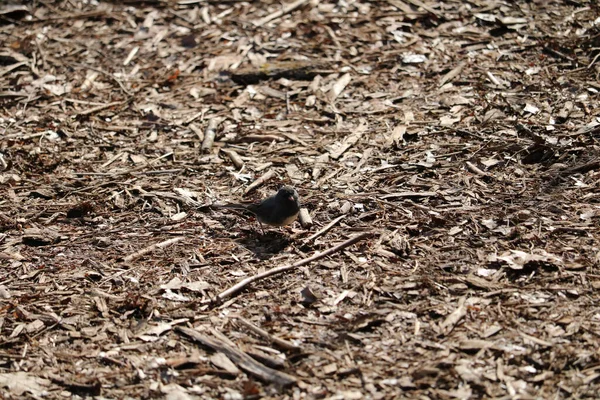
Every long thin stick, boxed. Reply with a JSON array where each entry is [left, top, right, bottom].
[[75, 100, 126, 116], [243, 169, 276, 195], [304, 215, 345, 242], [122, 237, 184, 262], [466, 161, 488, 177], [217, 232, 372, 301], [235, 317, 301, 352]]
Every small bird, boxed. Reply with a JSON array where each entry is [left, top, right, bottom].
[[216, 186, 300, 233]]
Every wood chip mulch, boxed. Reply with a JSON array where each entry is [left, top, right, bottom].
[[1, 0, 600, 398]]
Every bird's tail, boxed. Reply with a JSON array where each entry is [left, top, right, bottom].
[[211, 203, 257, 214]]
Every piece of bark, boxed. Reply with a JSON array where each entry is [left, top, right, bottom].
[[175, 326, 296, 387], [328, 121, 367, 160], [327, 73, 352, 103], [221, 149, 244, 169], [230, 61, 330, 85], [201, 118, 220, 153], [298, 208, 312, 228]]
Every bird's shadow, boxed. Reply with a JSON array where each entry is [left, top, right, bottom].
[[237, 230, 293, 259]]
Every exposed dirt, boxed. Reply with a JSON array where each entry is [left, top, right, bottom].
[[1, 0, 600, 398]]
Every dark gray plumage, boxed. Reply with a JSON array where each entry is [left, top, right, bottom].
[[218, 186, 300, 231]]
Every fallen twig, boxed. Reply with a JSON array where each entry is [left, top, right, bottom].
[[122, 237, 184, 262], [466, 161, 488, 177], [244, 169, 276, 195], [221, 148, 244, 169], [217, 232, 372, 301], [75, 100, 128, 116], [235, 317, 301, 352], [304, 215, 345, 242]]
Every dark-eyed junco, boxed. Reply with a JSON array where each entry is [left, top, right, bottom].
[[217, 186, 300, 233]]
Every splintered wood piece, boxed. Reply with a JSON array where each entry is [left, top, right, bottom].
[[312, 153, 330, 180], [184, 109, 206, 125], [439, 297, 466, 335], [46, 374, 101, 397], [221, 149, 244, 169], [233, 134, 284, 143], [243, 170, 276, 195], [123, 46, 139, 66], [328, 120, 367, 160], [217, 232, 372, 301], [189, 123, 204, 142], [285, 164, 303, 184], [385, 124, 406, 147], [439, 62, 465, 87], [201, 118, 220, 153], [486, 71, 500, 86], [298, 208, 312, 228], [327, 73, 352, 103], [404, 0, 442, 17], [386, 0, 414, 14], [379, 191, 437, 199], [210, 353, 241, 374], [175, 326, 297, 386]]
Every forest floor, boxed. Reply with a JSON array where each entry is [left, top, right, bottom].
[[1, 0, 600, 398]]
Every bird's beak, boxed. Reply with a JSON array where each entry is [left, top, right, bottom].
[[287, 195, 294, 201]]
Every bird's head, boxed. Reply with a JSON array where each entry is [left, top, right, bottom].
[[277, 186, 299, 203]]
